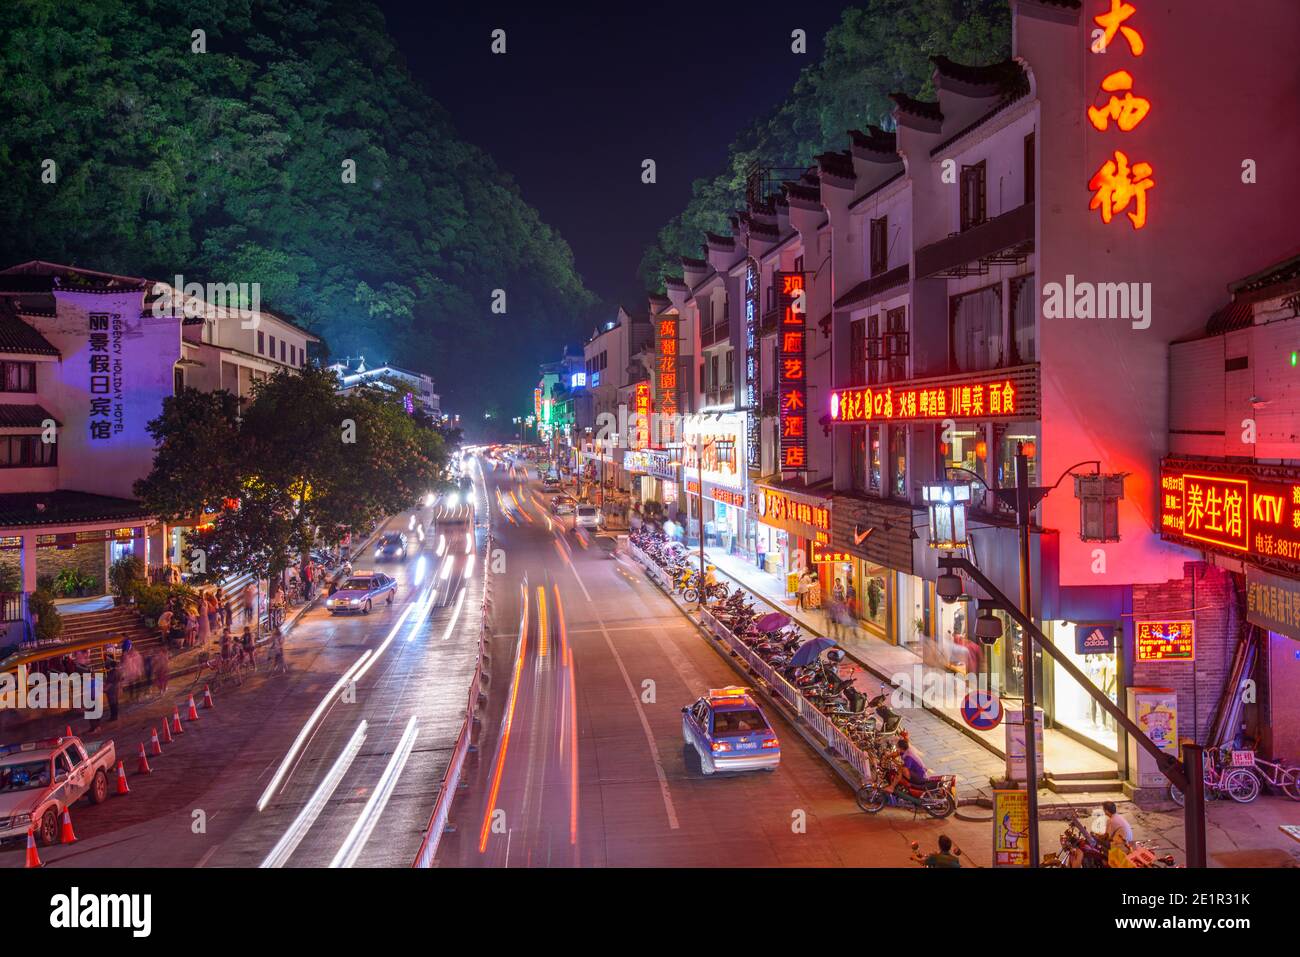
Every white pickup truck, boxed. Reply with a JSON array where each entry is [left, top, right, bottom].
[[0, 735, 116, 845]]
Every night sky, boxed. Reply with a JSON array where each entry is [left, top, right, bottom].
[[375, 0, 851, 313]]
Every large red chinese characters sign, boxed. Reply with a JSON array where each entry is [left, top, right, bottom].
[[1087, 1, 1153, 230], [831, 377, 1020, 425], [633, 381, 651, 450], [656, 313, 679, 423], [1136, 621, 1194, 662], [776, 272, 808, 471], [1160, 459, 1300, 578]]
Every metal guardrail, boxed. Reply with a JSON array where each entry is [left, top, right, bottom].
[[413, 481, 493, 868], [630, 542, 876, 787]]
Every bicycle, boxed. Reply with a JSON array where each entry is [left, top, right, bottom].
[[1169, 747, 1260, 806], [1237, 751, 1300, 802]]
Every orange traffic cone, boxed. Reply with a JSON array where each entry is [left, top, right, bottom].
[[60, 809, 77, 845], [172, 707, 184, 735], [186, 695, 200, 722], [161, 718, 174, 744], [115, 760, 131, 794], [203, 684, 215, 709], [24, 827, 43, 868], [150, 728, 163, 756], [137, 743, 152, 775], [64, 724, 73, 738]]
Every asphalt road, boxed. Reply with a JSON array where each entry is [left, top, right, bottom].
[[2, 493, 483, 869], [437, 456, 988, 867]]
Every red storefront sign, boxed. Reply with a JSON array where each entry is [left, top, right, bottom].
[[1159, 459, 1300, 577], [830, 376, 1020, 424], [756, 486, 831, 544], [776, 271, 808, 470], [657, 313, 679, 423], [633, 381, 651, 450], [1135, 620, 1194, 662], [809, 542, 853, 564], [685, 480, 745, 509]]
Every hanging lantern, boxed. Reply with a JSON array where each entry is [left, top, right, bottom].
[[975, 439, 988, 459]]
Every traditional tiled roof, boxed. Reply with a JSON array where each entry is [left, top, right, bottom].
[[0, 404, 61, 429], [783, 180, 821, 204], [1206, 254, 1300, 335], [0, 301, 60, 356], [848, 127, 898, 156], [889, 93, 943, 123], [816, 150, 855, 180], [0, 491, 154, 529], [931, 56, 1029, 96], [705, 232, 735, 248], [834, 264, 910, 310], [680, 256, 708, 270]]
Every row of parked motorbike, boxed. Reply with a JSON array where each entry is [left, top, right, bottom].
[[631, 528, 957, 818]]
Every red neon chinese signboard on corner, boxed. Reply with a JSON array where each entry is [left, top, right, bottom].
[[633, 381, 651, 450], [1159, 459, 1300, 578], [776, 271, 808, 471], [656, 312, 679, 441]]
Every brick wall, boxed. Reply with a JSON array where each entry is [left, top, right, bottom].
[[0, 542, 108, 595], [1131, 561, 1241, 746]]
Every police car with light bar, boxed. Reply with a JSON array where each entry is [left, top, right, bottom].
[[682, 687, 780, 775]]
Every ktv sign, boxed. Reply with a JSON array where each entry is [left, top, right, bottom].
[[1159, 458, 1300, 578]]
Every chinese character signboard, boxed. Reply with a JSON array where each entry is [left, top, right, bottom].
[[633, 381, 651, 450], [744, 260, 761, 471], [1160, 458, 1300, 579], [809, 543, 853, 565], [1087, 1, 1154, 229], [1135, 620, 1194, 662], [776, 271, 808, 471], [87, 312, 125, 441], [830, 367, 1037, 425], [656, 313, 679, 432], [1245, 567, 1300, 642], [755, 485, 832, 545], [992, 790, 1031, 867]]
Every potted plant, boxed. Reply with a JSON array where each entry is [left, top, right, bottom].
[[109, 555, 146, 606], [29, 589, 63, 644], [53, 568, 82, 598]]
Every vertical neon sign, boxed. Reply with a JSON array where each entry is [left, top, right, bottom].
[[776, 271, 808, 471], [744, 260, 760, 470]]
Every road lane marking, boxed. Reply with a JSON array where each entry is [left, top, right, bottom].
[[595, 619, 679, 830], [262, 720, 368, 868]]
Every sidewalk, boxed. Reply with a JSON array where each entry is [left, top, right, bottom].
[[700, 547, 1124, 805]]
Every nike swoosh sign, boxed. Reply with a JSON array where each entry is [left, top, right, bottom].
[[853, 525, 874, 545]]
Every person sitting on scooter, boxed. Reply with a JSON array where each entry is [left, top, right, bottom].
[[886, 737, 934, 795]]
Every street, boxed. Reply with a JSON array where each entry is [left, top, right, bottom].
[[1, 504, 482, 869], [437, 456, 992, 867]]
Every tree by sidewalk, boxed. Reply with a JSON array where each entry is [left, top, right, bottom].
[[135, 366, 454, 586]]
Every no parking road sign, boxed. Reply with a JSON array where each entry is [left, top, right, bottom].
[[961, 691, 1003, 731]]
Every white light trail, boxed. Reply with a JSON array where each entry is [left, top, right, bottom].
[[329, 716, 420, 868], [440, 585, 468, 642], [260, 721, 368, 868]]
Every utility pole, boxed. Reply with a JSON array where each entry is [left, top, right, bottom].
[[1013, 443, 1041, 867]]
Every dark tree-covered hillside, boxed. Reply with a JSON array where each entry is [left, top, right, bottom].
[[0, 0, 601, 413]]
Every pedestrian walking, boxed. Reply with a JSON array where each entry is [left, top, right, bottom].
[[796, 570, 813, 610], [206, 591, 220, 631], [218, 587, 232, 628], [219, 627, 233, 662], [242, 581, 256, 624], [240, 625, 256, 669], [196, 595, 211, 647], [153, 648, 170, 696], [269, 626, 286, 674], [104, 661, 120, 723]]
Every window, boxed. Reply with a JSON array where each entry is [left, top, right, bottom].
[[0, 362, 35, 393], [889, 427, 907, 499], [712, 708, 768, 735], [870, 216, 889, 276], [1076, 474, 1124, 542], [885, 306, 908, 382], [866, 314, 882, 384], [1023, 132, 1035, 206], [290, 345, 297, 366], [960, 161, 987, 231], [174, 367, 185, 396], [1010, 274, 1037, 364], [997, 423, 1040, 490], [269, 335, 277, 361], [849, 317, 866, 387], [280, 339, 286, 362], [0, 435, 57, 468], [257, 331, 265, 355], [851, 426, 868, 493], [950, 285, 1003, 373], [869, 428, 882, 493]]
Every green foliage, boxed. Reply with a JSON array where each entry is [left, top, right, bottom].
[[132, 388, 243, 521], [129, 582, 172, 623], [0, 0, 602, 409], [30, 589, 62, 643], [109, 554, 146, 599], [137, 368, 453, 584], [638, 0, 1011, 289], [51, 568, 97, 597]]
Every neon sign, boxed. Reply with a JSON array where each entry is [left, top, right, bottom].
[[757, 486, 831, 544], [1087, 1, 1153, 230], [656, 313, 679, 426], [744, 260, 761, 470], [809, 543, 853, 564], [776, 271, 808, 471], [1135, 621, 1194, 662], [830, 376, 1020, 425], [1159, 459, 1300, 576], [633, 381, 651, 450]]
